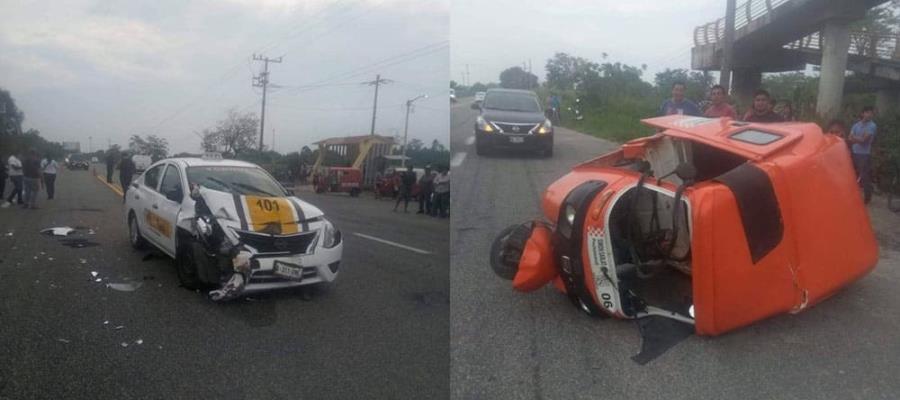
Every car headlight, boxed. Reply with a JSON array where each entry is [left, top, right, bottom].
[[537, 119, 552, 134], [476, 116, 495, 133], [322, 219, 341, 249]]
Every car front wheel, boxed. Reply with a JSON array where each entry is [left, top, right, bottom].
[[128, 212, 147, 250], [175, 240, 204, 290]]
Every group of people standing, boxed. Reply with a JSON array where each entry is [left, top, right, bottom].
[[659, 81, 790, 123], [1, 148, 59, 209], [660, 81, 878, 204], [392, 164, 450, 218]]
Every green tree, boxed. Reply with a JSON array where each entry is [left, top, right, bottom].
[[851, 1, 900, 58], [654, 68, 712, 102], [200, 108, 259, 155], [545, 53, 600, 91], [499, 66, 538, 90], [129, 134, 169, 161], [0, 88, 25, 136]]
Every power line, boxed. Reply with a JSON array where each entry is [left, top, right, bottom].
[[279, 41, 448, 95], [252, 54, 283, 151], [364, 74, 392, 136]]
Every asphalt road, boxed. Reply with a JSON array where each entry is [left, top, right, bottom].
[[0, 166, 449, 400], [449, 101, 900, 400]]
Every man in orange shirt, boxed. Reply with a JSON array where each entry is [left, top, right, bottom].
[[703, 84, 737, 119]]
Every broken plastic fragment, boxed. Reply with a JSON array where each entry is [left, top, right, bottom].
[[114, 325, 124, 330], [120, 342, 128, 348], [232, 251, 253, 272], [48, 257, 54, 261], [91, 271, 99, 277], [57, 338, 71, 344], [41, 227, 75, 236], [94, 278, 102, 282], [4, 232, 12, 236], [135, 339, 143, 345], [80, 259, 87, 264], [103, 320, 109, 325], [107, 282, 143, 292]]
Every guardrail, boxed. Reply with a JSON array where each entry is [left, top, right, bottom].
[[784, 31, 900, 61], [694, 0, 791, 46]]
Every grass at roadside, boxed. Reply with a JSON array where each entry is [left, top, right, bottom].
[[560, 99, 657, 143]]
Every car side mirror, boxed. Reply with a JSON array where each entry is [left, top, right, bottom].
[[470, 102, 480, 110]]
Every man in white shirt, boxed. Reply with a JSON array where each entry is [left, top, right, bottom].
[[432, 166, 450, 218], [3, 152, 24, 207], [41, 156, 59, 200]]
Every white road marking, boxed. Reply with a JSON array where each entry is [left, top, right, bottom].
[[450, 152, 467, 168], [465, 135, 475, 146], [353, 232, 432, 255]]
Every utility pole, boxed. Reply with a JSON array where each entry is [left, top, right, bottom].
[[364, 74, 392, 136], [402, 94, 428, 168], [252, 54, 282, 151], [720, 0, 736, 90], [465, 64, 470, 86]]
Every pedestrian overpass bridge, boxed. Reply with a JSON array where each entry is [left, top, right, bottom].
[[691, 0, 896, 115]]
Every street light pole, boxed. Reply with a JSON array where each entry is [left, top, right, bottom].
[[401, 94, 427, 168]]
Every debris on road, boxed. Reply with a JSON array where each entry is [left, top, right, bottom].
[[41, 227, 75, 236], [135, 339, 143, 345], [114, 325, 124, 330], [59, 238, 100, 248], [80, 259, 87, 264], [120, 342, 129, 348], [4, 231, 13, 236], [57, 338, 71, 344], [91, 271, 99, 278], [107, 281, 143, 292]]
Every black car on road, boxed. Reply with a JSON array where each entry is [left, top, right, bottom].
[[472, 89, 553, 157]]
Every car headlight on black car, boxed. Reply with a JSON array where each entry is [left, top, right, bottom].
[[476, 116, 495, 133], [322, 219, 341, 248], [537, 118, 552, 134]]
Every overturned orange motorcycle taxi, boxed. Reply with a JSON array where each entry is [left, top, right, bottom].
[[491, 115, 878, 336]]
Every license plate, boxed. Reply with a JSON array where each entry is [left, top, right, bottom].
[[509, 136, 524, 144], [273, 260, 304, 280]]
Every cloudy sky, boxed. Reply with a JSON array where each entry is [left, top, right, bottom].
[[451, 0, 724, 86], [1, 0, 449, 154]]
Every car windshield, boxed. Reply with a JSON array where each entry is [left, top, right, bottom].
[[483, 92, 540, 112], [187, 166, 286, 197]]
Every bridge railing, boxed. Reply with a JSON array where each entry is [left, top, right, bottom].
[[694, 0, 791, 46], [785, 31, 900, 61]]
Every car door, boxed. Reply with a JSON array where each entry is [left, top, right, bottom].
[[154, 164, 184, 256], [137, 163, 169, 251]]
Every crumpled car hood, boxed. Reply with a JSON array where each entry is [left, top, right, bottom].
[[199, 187, 324, 234]]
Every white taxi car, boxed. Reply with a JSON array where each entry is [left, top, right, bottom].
[[124, 156, 342, 297]]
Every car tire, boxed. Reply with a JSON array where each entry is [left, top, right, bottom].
[[128, 212, 147, 250], [175, 240, 204, 290], [542, 144, 553, 158], [489, 223, 533, 280], [476, 139, 489, 156]]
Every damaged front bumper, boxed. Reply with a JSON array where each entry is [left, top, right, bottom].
[[243, 242, 343, 292]]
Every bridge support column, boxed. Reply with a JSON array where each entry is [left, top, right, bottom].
[[732, 69, 761, 113], [816, 20, 851, 119], [876, 88, 899, 114]]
